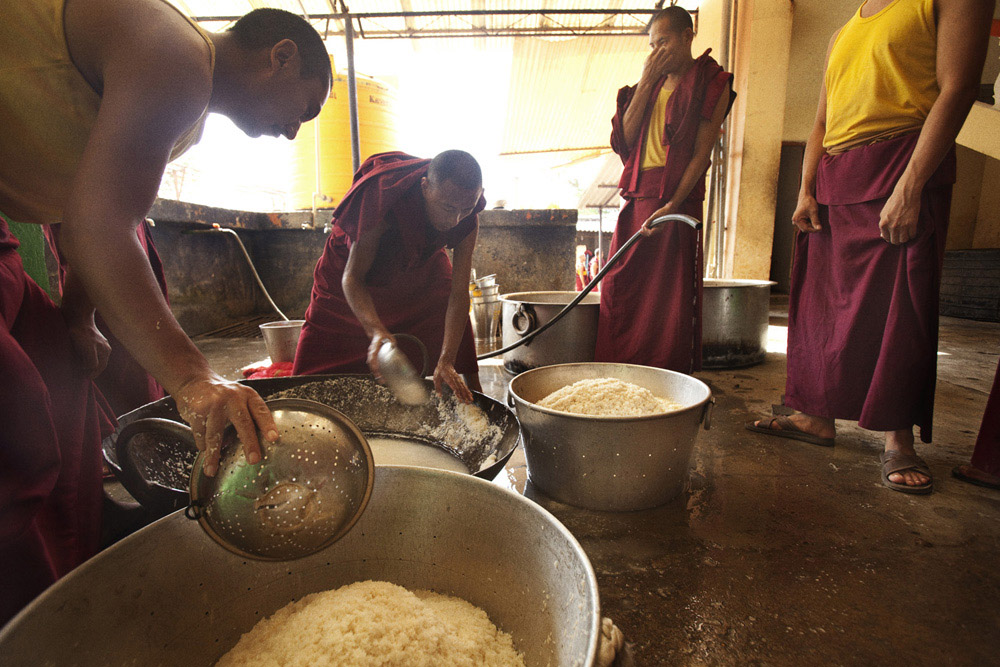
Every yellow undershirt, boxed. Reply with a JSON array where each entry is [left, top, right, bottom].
[[0, 0, 215, 224], [823, 0, 938, 151], [640, 85, 674, 171]]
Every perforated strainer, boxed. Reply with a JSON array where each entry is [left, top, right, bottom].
[[184, 398, 374, 560]]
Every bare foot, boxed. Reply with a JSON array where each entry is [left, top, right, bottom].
[[884, 429, 930, 488], [953, 464, 1000, 489], [753, 413, 836, 439]]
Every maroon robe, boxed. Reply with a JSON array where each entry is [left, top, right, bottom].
[[595, 51, 734, 372], [293, 152, 483, 376], [44, 221, 167, 417], [0, 213, 115, 626], [785, 132, 955, 442], [971, 358, 1000, 477]]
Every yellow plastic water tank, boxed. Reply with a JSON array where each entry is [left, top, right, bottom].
[[289, 65, 398, 210]]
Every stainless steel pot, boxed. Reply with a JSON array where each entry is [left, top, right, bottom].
[[509, 363, 712, 511], [500, 291, 601, 374], [0, 467, 601, 666], [702, 279, 776, 369]]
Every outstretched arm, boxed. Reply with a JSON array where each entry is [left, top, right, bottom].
[[641, 87, 730, 234], [433, 229, 478, 404], [59, 3, 275, 476]]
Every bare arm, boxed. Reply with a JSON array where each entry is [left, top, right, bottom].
[[341, 216, 394, 374], [792, 31, 838, 234], [621, 47, 673, 151], [59, 2, 275, 475], [433, 229, 477, 403], [641, 89, 731, 234], [879, 0, 994, 244]]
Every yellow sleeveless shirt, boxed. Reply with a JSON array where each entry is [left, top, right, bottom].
[[823, 0, 939, 152], [0, 0, 214, 225], [641, 85, 674, 170]]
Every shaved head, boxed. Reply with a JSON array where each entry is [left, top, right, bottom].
[[427, 150, 483, 192], [647, 6, 695, 35]]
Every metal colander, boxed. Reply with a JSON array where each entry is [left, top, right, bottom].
[[185, 398, 374, 560]]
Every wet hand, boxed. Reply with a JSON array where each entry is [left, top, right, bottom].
[[65, 316, 111, 379], [175, 375, 278, 477], [879, 188, 920, 245], [792, 194, 822, 233], [367, 330, 395, 381], [433, 361, 473, 404]]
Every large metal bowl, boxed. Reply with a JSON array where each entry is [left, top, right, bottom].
[[509, 363, 712, 511], [500, 291, 601, 374], [0, 467, 600, 666]]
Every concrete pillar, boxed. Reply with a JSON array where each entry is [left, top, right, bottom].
[[723, 0, 794, 279]]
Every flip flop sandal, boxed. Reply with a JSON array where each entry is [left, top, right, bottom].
[[745, 415, 835, 447], [880, 451, 933, 495], [951, 465, 1000, 491]]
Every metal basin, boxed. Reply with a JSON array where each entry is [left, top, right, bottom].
[[500, 291, 601, 374], [702, 279, 776, 369], [0, 467, 600, 667], [509, 363, 712, 511], [105, 375, 521, 517]]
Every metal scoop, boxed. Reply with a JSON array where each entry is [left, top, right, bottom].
[[376, 334, 431, 406], [116, 398, 375, 561]]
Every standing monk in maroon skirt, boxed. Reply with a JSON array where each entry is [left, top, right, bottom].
[[749, 0, 995, 494], [595, 6, 734, 373], [293, 150, 484, 403], [952, 358, 1000, 491]]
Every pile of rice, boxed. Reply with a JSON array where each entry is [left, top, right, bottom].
[[216, 580, 524, 667], [536, 377, 681, 416]]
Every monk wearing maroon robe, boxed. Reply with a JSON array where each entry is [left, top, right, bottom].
[[44, 220, 168, 417], [952, 358, 1000, 491], [0, 5, 331, 624], [293, 150, 484, 402], [595, 6, 733, 373], [749, 0, 994, 494]]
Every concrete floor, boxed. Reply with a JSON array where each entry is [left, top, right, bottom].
[[193, 301, 1000, 666]]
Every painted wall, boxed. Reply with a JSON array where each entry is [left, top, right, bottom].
[[724, 0, 794, 280]]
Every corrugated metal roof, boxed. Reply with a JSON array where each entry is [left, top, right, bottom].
[[181, 1, 664, 39], [500, 34, 648, 154]]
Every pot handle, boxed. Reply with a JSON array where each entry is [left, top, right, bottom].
[[596, 617, 635, 667], [511, 303, 537, 337], [701, 397, 715, 431]]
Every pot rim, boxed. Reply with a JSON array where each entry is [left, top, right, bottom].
[[499, 291, 601, 305], [508, 362, 711, 422]]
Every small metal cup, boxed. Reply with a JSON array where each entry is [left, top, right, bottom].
[[259, 320, 305, 363]]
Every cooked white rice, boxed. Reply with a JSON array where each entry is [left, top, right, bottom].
[[536, 377, 681, 416], [216, 580, 524, 667]]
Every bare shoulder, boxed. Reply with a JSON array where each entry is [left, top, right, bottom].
[[65, 0, 212, 112]]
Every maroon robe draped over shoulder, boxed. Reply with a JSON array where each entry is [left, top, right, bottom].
[[0, 213, 115, 626], [44, 221, 167, 417], [595, 51, 734, 372], [293, 152, 483, 376], [785, 132, 955, 442]]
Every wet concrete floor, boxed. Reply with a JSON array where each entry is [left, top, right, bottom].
[[194, 301, 1000, 666]]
